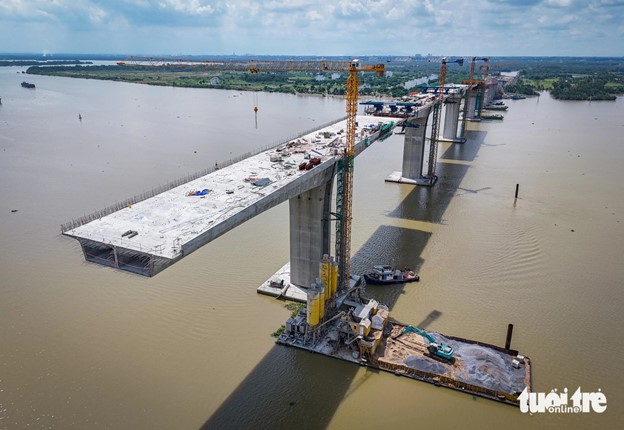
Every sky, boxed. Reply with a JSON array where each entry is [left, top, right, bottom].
[[1, 0, 623, 57]]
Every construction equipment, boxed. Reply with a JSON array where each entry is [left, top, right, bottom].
[[426, 57, 463, 183], [460, 57, 489, 134], [395, 325, 455, 362], [478, 57, 491, 116], [117, 57, 385, 291]]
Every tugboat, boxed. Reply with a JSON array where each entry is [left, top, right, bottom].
[[21, 81, 35, 89], [364, 265, 420, 284]]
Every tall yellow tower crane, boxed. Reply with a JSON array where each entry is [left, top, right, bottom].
[[117, 57, 385, 291]]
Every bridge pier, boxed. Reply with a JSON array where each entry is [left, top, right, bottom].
[[467, 92, 478, 119], [441, 100, 464, 143], [288, 175, 334, 287], [385, 107, 433, 186]]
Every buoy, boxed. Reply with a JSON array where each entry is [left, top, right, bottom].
[[253, 92, 259, 128]]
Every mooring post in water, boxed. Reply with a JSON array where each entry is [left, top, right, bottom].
[[505, 323, 514, 351], [515, 184, 519, 199]]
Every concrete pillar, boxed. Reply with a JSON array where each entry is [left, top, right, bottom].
[[468, 93, 478, 118], [483, 81, 497, 106], [483, 85, 491, 107], [400, 115, 430, 181], [442, 101, 460, 140], [385, 106, 433, 186], [288, 178, 333, 287]]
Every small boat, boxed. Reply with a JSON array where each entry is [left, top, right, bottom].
[[483, 104, 508, 111], [481, 113, 504, 120], [364, 265, 420, 284], [21, 81, 35, 89]]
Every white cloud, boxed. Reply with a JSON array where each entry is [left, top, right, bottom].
[[88, 5, 108, 23], [158, 0, 215, 15], [545, 0, 573, 6], [306, 10, 323, 21], [0, 0, 622, 55]]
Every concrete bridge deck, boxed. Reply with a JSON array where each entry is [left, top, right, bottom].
[[63, 115, 401, 276]]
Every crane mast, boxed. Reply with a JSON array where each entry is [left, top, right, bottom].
[[335, 65, 358, 291], [118, 57, 384, 292], [427, 57, 462, 181], [478, 57, 491, 117]]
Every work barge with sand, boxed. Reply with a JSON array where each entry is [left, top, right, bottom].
[[277, 261, 532, 407]]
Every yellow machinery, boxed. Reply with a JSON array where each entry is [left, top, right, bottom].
[[306, 286, 321, 326], [320, 254, 332, 301], [118, 57, 385, 293]]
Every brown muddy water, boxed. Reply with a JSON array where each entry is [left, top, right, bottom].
[[1, 67, 623, 429]]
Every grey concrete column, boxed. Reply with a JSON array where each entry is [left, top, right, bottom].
[[484, 82, 496, 106], [443, 101, 460, 140], [289, 177, 333, 287], [468, 93, 477, 118], [401, 115, 430, 181]]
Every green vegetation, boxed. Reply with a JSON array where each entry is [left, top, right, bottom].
[[285, 302, 304, 318], [271, 302, 304, 336], [271, 325, 285, 338], [26, 64, 418, 97], [513, 57, 624, 100], [503, 80, 540, 96], [26, 56, 624, 101], [551, 76, 617, 100]]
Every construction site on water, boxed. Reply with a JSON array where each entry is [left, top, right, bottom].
[[64, 56, 529, 406], [267, 56, 530, 406], [276, 254, 531, 406]]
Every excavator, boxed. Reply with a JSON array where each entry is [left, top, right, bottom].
[[395, 325, 455, 362]]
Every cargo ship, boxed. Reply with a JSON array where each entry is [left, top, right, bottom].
[[277, 272, 531, 406]]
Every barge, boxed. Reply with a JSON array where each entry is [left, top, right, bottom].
[[277, 280, 531, 406]]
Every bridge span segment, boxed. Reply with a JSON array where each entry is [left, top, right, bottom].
[[63, 115, 399, 283]]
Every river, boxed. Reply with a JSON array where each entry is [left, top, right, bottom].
[[0, 66, 622, 429]]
